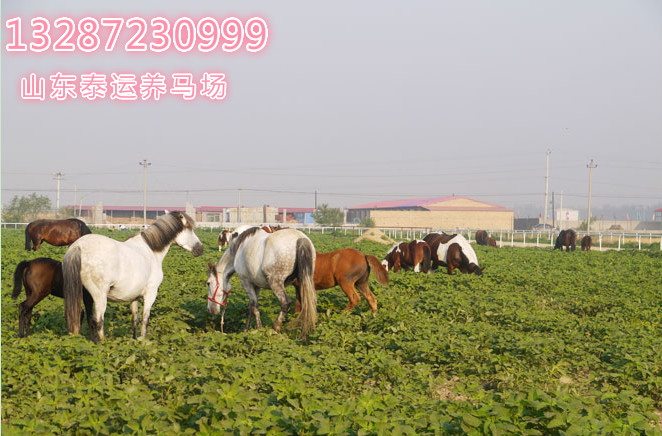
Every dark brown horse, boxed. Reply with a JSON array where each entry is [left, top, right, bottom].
[[12, 258, 92, 337], [554, 229, 577, 252], [25, 218, 91, 251], [382, 240, 431, 273], [294, 248, 388, 315], [475, 230, 489, 246], [581, 235, 592, 251]]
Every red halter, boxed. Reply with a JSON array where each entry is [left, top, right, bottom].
[[208, 275, 231, 306]]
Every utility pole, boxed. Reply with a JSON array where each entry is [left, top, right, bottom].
[[73, 185, 77, 217], [314, 189, 318, 209], [237, 188, 242, 223], [54, 172, 64, 216], [552, 192, 555, 229], [543, 149, 551, 227], [560, 190, 563, 211], [139, 160, 151, 227], [586, 159, 597, 233]]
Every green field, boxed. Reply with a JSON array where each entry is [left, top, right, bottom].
[[2, 228, 662, 435]]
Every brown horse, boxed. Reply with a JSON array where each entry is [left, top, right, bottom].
[[486, 237, 497, 247], [475, 230, 489, 246], [12, 258, 92, 337], [294, 248, 388, 315], [423, 232, 454, 270], [581, 235, 592, 251], [25, 218, 91, 251], [382, 240, 431, 273], [262, 225, 286, 233], [218, 230, 233, 251], [554, 229, 577, 252]]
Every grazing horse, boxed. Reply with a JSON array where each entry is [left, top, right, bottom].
[[475, 230, 489, 246], [12, 258, 93, 337], [294, 248, 388, 315], [218, 230, 233, 251], [63, 212, 203, 342], [436, 234, 483, 275], [207, 227, 317, 338], [25, 218, 91, 251], [382, 240, 431, 273], [486, 237, 497, 248], [581, 235, 592, 251], [423, 232, 455, 270], [554, 229, 577, 252], [218, 225, 255, 251]]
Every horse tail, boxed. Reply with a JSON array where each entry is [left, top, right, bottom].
[[12, 261, 30, 299], [24, 225, 32, 251], [63, 245, 83, 334], [422, 244, 431, 273], [295, 237, 317, 339], [365, 255, 389, 286]]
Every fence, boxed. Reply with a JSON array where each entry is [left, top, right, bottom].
[[3, 222, 660, 251]]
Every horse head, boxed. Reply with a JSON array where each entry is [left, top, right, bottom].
[[172, 212, 204, 256]]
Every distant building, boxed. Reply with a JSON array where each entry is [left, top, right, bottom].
[[655, 208, 662, 222], [347, 196, 513, 230], [555, 208, 579, 223]]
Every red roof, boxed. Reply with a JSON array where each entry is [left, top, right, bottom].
[[349, 196, 511, 212]]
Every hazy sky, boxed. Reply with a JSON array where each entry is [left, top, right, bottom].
[[2, 0, 661, 218]]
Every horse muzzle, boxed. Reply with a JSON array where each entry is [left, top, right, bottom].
[[192, 243, 204, 257]]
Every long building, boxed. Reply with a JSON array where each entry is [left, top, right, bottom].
[[347, 196, 514, 230]]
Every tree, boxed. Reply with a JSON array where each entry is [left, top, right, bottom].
[[2, 193, 52, 222], [313, 204, 344, 226], [359, 216, 376, 227]]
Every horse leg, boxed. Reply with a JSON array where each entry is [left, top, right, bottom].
[[83, 290, 94, 334], [414, 261, 421, 273], [18, 302, 31, 337], [338, 278, 361, 312], [356, 277, 377, 315], [240, 280, 260, 331], [130, 300, 140, 339], [268, 277, 291, 333], [139, 289, 158, 339], [90, 294, 107, 343]]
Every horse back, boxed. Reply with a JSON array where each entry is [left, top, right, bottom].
[[26, 258, 63, 297]]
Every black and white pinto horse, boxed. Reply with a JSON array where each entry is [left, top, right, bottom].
[[207, 226, 317, 339], [63, 212, 204, 342]]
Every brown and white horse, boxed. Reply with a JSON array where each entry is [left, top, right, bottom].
[[294, 248, 388, 315], [423, 232, 454, 270], [218, 225, 254, 251], [581, 235, 592, 251], [436, 234, 483, 275], [382, 240, 431, 273]]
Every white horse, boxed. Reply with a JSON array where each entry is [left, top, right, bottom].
[[63, 211, 204, 342], [206, 226, 317, 339]]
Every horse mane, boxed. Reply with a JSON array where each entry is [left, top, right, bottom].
[[230, 226, 262, 254], [141, 211, 195, 252]]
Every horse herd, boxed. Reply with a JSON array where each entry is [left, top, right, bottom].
[[10, 213, 592, 341]]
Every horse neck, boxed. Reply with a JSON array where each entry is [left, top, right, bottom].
[[129, 235, 172, 263], [217, 247, 237, 283]]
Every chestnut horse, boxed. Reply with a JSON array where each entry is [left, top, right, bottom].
[[25, 218, 91, 251], [382, 240, 431, 273], [12, 258, 93, 337], [581, 235, 592, 251], [554, 229, 577, 252], [475, 230, 489, 246], [486, 237, 497, 248], [437, 234, 483, 275], [294, 248, 388, 315]]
